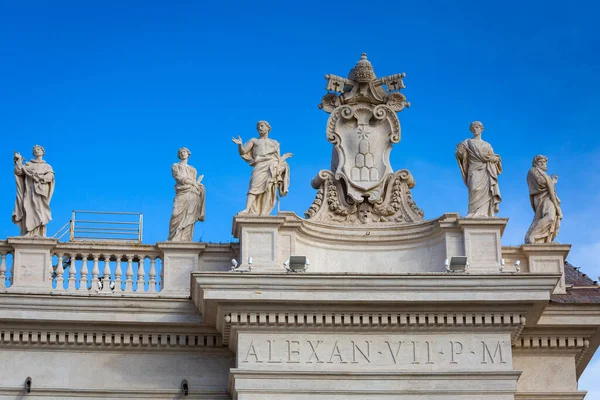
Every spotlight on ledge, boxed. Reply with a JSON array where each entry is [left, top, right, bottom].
[[230, 258, 252, 273], [499, 259, 506, 273], [284, 256, 310, 273], [515, 260, 521, 272], [181, 379, 189, 396], [501, 259, 521, 274], [445, 256, 468, 273], [25, 377, 32, 393]]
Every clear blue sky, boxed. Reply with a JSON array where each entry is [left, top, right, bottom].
[[1, 0, 599, 395]]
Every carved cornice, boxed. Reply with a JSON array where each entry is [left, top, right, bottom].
[[221, 311, 526, 346], [513, 334, 591, 366], [0, 328, 223, 351]]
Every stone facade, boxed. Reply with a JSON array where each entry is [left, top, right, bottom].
[[1, 54, 599, 399]]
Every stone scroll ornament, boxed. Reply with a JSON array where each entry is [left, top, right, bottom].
[[305, 54, 424, 224]]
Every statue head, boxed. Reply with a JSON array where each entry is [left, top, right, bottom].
[[256, 120, 271, 137], [532, 155, 548, 170], [32, 145, 45, 158], [177, 147, 191, 160], [469, 121, 484, 137]]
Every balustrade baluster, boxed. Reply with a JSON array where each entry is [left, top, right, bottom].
[[114, 255, 123, 291], [160, 260, 164, 292], [136, 255, 146, 292], [125, 255, 134, 292], [148, 257, 157, 293], [67, 253, 77, 291], [91, 254, 100, 291], [101, 255, 113, 293], [56, 253, 65, 290], [0, 253, 6, 289], [80, 253, 89, 290]]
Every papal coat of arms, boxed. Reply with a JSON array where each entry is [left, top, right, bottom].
[[305, 54, 424, 224]]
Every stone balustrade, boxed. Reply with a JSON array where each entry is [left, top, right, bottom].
[[51, 245, 163, 293], [0, 238, 235, 297]]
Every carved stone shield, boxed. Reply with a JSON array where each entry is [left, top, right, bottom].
[[327, 104, 400, 202]]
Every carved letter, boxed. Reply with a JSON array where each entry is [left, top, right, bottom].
[[351, 340, 371, 364], [328, 340, 347, 364], [286, 340, 301, 363], [411, 341, 420, 364], [243, 340, 262, 363], [482, 341, 506, 364], [386, 341, 402, 364], [307, 340, 324, 363], [425, 341, 434, 364], [267, 340, 281, 363], [450, 341, 463, 364]]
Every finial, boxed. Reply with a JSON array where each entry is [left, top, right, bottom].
[[360, 53, 367, 60]]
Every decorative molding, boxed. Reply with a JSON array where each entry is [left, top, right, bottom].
[[0, 329, 222, 350], [513, 334, 591, 366], [222, 311, 526, 346]]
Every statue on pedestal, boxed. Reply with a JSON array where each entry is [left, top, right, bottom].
[[455, 121, 502, 218], [305, 53, 423, 224], [168, 147, 205, 241], [12, 145, 55, 237], [525, 155, 562, 244], [232, 121, 292, 216]]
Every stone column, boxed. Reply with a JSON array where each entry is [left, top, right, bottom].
[[156, 242, 205, 296], [521, 244, 571, 294], [457, 218, 508, 273], [7, 237, 57, 290]]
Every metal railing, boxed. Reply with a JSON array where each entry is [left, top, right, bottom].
[[54, 210, 143, 243]]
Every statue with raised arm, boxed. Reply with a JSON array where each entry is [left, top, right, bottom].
[[12, 145, 55, 237], [525, 155, 562, 244], [232, 121, 292, 216], [167, 147, 206, 241], [455, 121, 502, 218]]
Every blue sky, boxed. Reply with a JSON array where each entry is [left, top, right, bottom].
[[1, 0, 599, 395]]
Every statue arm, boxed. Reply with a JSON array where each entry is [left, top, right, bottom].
[[545, 174, 562, 218], [239, 138, 255, 156], [455, 144, 468, 185]]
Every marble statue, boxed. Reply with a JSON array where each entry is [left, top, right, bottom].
[[305, 53, 424, 225], [167, 147, 205, 241], [12, 145, 55, 237], [525, 155, 562, 244], [455, 121, 502, 218], [232, 121, 292, 216]]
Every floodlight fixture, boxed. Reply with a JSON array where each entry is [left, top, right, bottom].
[[284, 255, 310, 273], [445, 256, 468, 273]]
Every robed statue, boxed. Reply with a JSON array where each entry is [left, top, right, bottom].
[[455, 121, 502, 217], [232, 121, 292, 216], [525, 155, 562, 244], [167, 147, 206, 241], [12, 145, 55, 237]]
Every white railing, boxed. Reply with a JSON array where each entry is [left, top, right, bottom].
[[51, 244, 162, 293]]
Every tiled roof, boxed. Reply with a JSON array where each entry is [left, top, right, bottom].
[[551, 261, 600, 304]]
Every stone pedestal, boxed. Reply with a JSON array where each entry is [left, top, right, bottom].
[[157, 242, 206, 296], [457, 218, 508, 273], [232, 215, 288, 273], [521, 244, 571, 294], [7, 236, 57, 290]]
